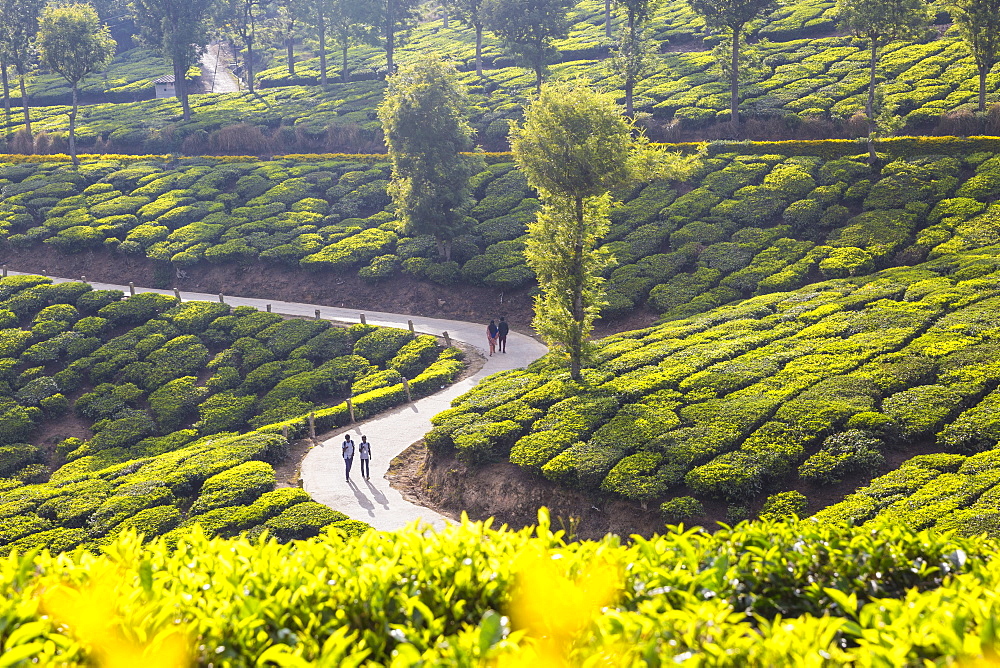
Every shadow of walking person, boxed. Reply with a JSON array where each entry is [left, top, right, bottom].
[[365, 478, 390, 509]]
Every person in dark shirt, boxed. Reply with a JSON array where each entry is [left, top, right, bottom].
[[487, 319, 498, 356], [497, 317, 509, 353]]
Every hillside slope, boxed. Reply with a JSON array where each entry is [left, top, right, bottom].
[[427, 227, 1000, 526]]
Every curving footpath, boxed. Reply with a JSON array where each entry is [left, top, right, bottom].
[[8, 270, 548, 531]]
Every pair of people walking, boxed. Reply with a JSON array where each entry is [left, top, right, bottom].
[[342, 434, 371, 481], [486, 316, 509, 356]]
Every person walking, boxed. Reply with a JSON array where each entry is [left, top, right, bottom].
[[342, 434, 355, 482], [487, 319, 499, 356], [497, 316, 509, 353], [359, 435, 371, 480]]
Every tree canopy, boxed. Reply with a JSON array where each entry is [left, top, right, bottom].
[[379, 59, 477, 260], [37, 2, 116, 166], [484, 0, 576, 92]]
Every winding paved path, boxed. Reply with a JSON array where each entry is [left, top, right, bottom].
[[7, 270, 547, 531]]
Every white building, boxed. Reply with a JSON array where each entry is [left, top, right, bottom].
[[153, 75, 176, 99]]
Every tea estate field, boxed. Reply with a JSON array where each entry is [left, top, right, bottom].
[[5, 0, 1000, 152], [0, 273, 465, 555]]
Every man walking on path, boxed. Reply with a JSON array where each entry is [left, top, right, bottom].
[[342, 434, 355, 482], [359, 435, 371, 480], [487, 319, 499, 356], [497, 317, 509, 353]]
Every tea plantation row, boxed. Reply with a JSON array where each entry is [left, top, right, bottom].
[[0, 273, 464, 554], [4, 0, 994, 151], [427, 225, 1000, 525], [4, 144, 1000, 318], [3, 515, 1000, 665]]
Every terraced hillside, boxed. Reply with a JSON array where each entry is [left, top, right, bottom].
[[425, 186, 1000, 525], [0, 274, 463, 554], [3, 141, 1000, 320], [4, 0, 997, 152]]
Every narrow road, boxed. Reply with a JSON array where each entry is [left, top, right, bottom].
[[199, 42, 241, 94], [7, 270, 548, 531]]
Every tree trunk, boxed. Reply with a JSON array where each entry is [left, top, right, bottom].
[[1, 60, 10, 127], [69, 83, 79, 167], [730, 27, 740, 130], [17, 72, 31, 140], [475, 25, 483, 78], [625, 11, 635, 116], [319, 16, 328, 84], [247, 36, 256, 93], [286, 36, 295, 76], [570, 195, 585, 381], [979, 64, 987, 113], [534, 62, 543, 93], [386, 0, 395, 75], [867, 38, 878, 165], [342, 43, 349, 83], [174, 58, 191, 121], [605, 0, 612, 39]]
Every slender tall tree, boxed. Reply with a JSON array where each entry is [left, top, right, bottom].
[[131, 0, 214, 121], [950, 0, 1000, 112], [510, 82, 694, 379], [277, 0, 302, 76], [324, 0, 377, 83], [217, 0, 272, 93], [837, 0, 929, 162], [484, 0, 575, 92], [379, 59, 477, 260], [611, 0, 664, 116], [686, 0, 777, 127], [448, 0, 489, 77], [372, 0, 420, 75], [0, 0, 45, 140], [37, 3, 116, 166]]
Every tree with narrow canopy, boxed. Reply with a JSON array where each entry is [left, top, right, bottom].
[[950, 0, 1000, 112], [379, 59, 477, 261], [837, 0, 929, 162], [216, 0, 271, 93], [131, 0, 214, 121], [0, 0, 45, 141], [611, 0, 664, 116], [448, 0, 489, 77], [484, 0, 576, 92], [686, 0, 777, 128], [510, 82, 696, 380], [36, 3, 116, 167], [372, 0, 420, 76]]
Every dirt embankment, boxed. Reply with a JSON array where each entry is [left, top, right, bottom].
[[387, 443, 707, 540]]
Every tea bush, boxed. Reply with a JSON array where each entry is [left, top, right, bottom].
[[0, 275, 464, 551], [6, 514, 1000, 665]]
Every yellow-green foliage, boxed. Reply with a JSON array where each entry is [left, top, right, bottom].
[[3, 514, 1000, 665]]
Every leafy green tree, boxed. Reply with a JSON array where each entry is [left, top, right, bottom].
[[216, 0, 273, 93], [131, 0, 214, 121], [448, 0, 489, 77], [372, 0, 420, 75], [36, 3, 116, 167], [0, 0, 45, 140], [276, 0, 303, 76], [484, 0, 576, 92], [379, 59, 477, 261], [686, 0, 777, 127], [950, 0, 1000, 112], [837, 0, 930, 161], [510, 82, 694, 379], [331, 0, 377, 83], [611, 0, 664, 116]]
